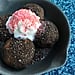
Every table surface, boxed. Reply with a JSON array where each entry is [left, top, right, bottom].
[[42, 0, 75, 75]]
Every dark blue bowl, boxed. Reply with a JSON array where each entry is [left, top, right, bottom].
[[0, 0, 70, 75]]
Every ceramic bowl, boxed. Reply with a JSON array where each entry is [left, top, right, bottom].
[[0, 0, 70, 75]]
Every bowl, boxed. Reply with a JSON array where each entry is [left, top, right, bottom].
[[0, 0, 70, 75]]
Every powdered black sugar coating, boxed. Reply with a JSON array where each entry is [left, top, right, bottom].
[[0, 16, 11, 43], [34, 20, 59, 48], [31, 48, 50, 64], [0, 15, 9, 28], [0, 28, 10, 42], [2, 38, 35, 69]]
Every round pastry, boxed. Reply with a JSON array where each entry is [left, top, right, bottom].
[[0, 28, 10, 42], [34, 20, 59, 48], [25, 3, 44, 19], [0, 15, 11, 42], [0, 15, 9, 28], [1, 38, 35, 69], [31, 48, 50, 64]]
